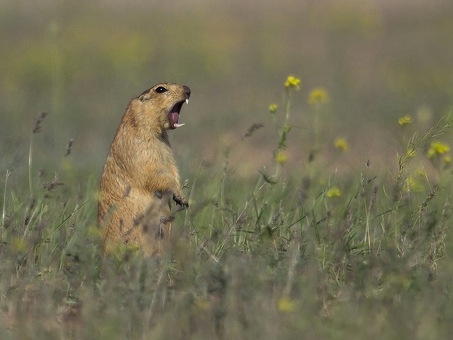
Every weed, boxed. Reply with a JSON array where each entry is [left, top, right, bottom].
[[1, 77, 453, 339]]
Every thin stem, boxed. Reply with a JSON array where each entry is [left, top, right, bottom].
[[2, 170, 11, 237], [28, 135, 34, 197]]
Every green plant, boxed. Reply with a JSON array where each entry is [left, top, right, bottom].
[[1, 77, 453, 339]]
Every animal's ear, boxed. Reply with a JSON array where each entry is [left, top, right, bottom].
[[138, 90, 151, 102]]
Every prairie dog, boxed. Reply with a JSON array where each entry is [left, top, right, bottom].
[[98, 83, 190, 256]]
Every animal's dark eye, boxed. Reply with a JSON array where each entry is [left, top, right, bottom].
[[155, 86, 167, 93]]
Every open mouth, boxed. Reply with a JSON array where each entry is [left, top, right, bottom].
[[169, 98, 189, 129]]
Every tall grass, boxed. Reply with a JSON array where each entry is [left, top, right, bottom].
[[1, 77, 453, 339]]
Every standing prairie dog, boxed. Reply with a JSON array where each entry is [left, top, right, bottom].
[[98, 83, 191, 256]]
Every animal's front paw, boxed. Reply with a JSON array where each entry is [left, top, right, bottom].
[[173, 194, 189, 209]]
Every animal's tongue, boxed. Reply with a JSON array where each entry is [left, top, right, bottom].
[[171, 112, 179, 125], [170, 112, 185, 128]]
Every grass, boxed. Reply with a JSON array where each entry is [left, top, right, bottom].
[[1, 77, 453, 339]]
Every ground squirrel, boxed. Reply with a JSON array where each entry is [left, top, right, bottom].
[[98, 83, 190, 256]]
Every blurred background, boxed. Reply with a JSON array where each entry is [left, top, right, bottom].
[[1, 0, 453, 182]]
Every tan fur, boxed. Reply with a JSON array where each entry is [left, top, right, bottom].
[[98, 83, 190, 256]]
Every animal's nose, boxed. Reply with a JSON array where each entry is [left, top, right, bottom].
[[183, 85, 191, 98]]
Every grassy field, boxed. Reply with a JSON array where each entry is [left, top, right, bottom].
[[2, 1, 453, 339], [2, 77, 453, 339]]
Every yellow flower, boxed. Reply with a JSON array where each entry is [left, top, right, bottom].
[[284, 75, 301, 90], [416, 168, 427, 177], [278, 297, 294, 312], [444, 155, 451, 165], [195, 297, 210, 311], [403, 177, 413, 192], [334, 137, 349, 151], [268, 103, 278, 113], [406, 148, 416, 158], [403, 177, 424, 193], [428, 141, 450, 159], [326, 187, 341, 198], [308, 87, 330, 106], [398, 114, 413, 126], [275, 150, 288, 164], [11, 237, 27, 252]]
